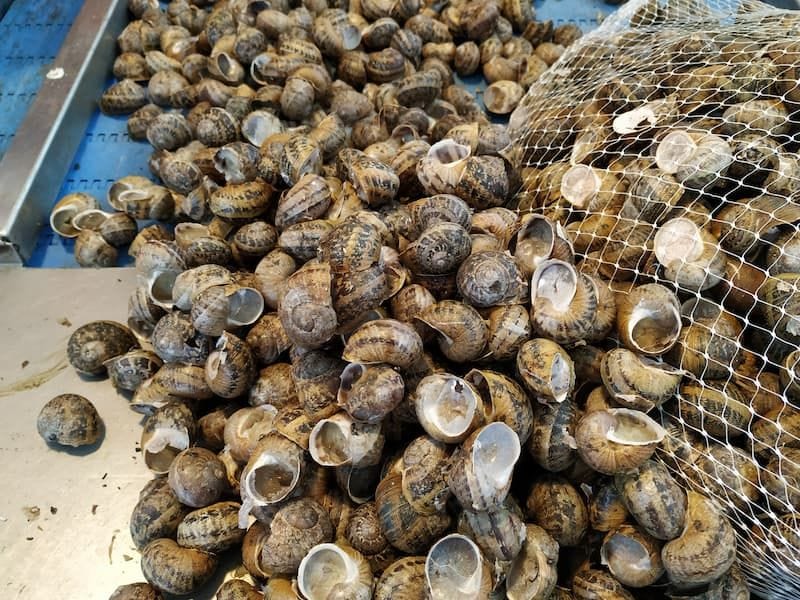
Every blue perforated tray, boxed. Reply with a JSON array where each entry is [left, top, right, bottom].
[[24, 0, 614, 268]]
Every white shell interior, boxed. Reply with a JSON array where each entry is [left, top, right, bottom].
[[148, 269, 179, 310], [606, 408, 667, 446], [515, 216, 555, 271], [426, 534, 484, 600], [241, 110, 284, 146], [560, 164, 600, 208], [143, 427, 189, 473], [627, 299, 681, 355], [72, 209, 110, 232], [309, 415, 352, 467], [227, 287, 265, 326], [298, 543, 358, 600], [655, 129, 698, 174], [531, 259, 578, 314], [601, 531, 653, 579], [417, 375, 478, 441], [471, 422, 521, 490], [550, 352, 572, 403], [653, 218, 704, 267]]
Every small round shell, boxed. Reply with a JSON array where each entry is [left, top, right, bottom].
[[37, 394, 102, 448], [167, 447, 228, 508], [516, 338, 575, 403], [141, 538, 218, 596], [67, 320, 138, 376]]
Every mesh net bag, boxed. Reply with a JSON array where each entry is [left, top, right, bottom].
[[506, 0, 800, 596]]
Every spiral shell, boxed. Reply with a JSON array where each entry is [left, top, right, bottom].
[[516, 338, 575, 403]]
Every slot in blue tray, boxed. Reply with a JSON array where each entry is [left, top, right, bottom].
[[25, 0, 615, 268]]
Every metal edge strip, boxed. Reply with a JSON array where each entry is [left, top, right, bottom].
[[0, 0, 127, 263]]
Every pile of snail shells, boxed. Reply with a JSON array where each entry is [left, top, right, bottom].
[[46, 1, 772, 599], [511, 16, 800, 588], [50, 0, 584, 265]]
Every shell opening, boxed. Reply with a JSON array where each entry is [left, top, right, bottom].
[[601, 532, 653, 577], [298, 543, 358, 600], [419, 376, 478, 440], [655, 130, 698, 174], [531, 259, 578, 313], [72, 209, 110, 232], [214, 147, 245, 182], [560, 164, 600, 208], [148, 270, 179, 310], [628, 301, 681, 355], [550, 353, 572, 403], [605, 408, 667, 446], [242, 110, 283, 146], [471, 422, 521, 489], [143, 427, 189, 473], [309, 417, 352, 466], [514, 216, 555, 271], [246, 454, 301, 504], [227, 287, 264, 326], [340, 25, 362, 52], [50, 205, 81, 237], [653, 218, 704, 267], [338, 363, 366, 402], [426, 534, 483, 600], [428, 139, 470, 166], [206, 351, 223, 381], [174, 223, 210, 250]]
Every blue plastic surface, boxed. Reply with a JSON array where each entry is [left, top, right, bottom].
[[0, 0, 84, 162], [25, 0, 615, 268]]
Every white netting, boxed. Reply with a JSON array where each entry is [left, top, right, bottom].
[[508, 0, 800, 597]]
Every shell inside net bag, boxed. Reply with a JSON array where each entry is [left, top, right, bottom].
[[507, 0, 800, 596]]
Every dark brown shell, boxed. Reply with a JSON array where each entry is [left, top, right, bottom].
[[401, 222, 472, 275], [109, 582, 163, 600], [205, 332, 256, 399], [67, 320, 138, 376], [528, 398, 579, 472], [177, 501, 244, 553], [338, 363, 405, 424], [141, 538, 218, 596], [525, 475, 588, 547], [615, 460, 687, 541], [346, 501, 390, 556], [249, 363, 298, 408], [167, 447, 228, 508], [100, 79, 148, 115], [374, 556, 428, 600], [36, 394, 102, 448], [456, 250, 527, 307], [130, 478, 190, 550]]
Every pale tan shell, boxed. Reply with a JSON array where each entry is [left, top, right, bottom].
[[417, 300, 487, 363], [343, 319, 424, 370]]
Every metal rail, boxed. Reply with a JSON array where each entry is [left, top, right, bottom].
[[0, 0, 126, 263]]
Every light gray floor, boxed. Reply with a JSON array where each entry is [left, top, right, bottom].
[[0, 267, 236, 599]]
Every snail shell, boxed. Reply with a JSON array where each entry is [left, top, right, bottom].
[[275, 174, 332, 231], [417, 139, 471, 196], [209, 180, 272, 219], [417, 300, 487, 362], [309, 412, 385, 468], [167, 447, 228, 508], [205, 332, 256, 399], [50, 192, 101, 238], [505, 524, 559, 600], [455, 155, 509, 210], [343, 319, 423, 370], [616, 283, 682, 356], [375, 471, 452, 554], [250, 363, 297, 408], [338, 362, 405, 424], [600, 348, 682, 412], [447, 422, 521, 511], [713, 194, 800, 257], [141, 402, 196, 475], [662, 491, 737, 587], [135, 241, 185, 281], [177, 501, 243, 553], [600, 524, 664, 588], [575, 408, 666, 475], [762, 446, 800, 513], [256, 498, 335, 576], [572, 569, 634, 600], [457, 499, 526, 563], [616, 459, 686, 540], [254, 249, 297, 311], [216, 579, 261, 600], [414, 373, 485, 444], [67, 320, 137, 376], [141, 538, 218, 596], [346, 501, 390, 557], [653, 218, 726, 292], [109, 582, 163, 600], [152, 312, 211, 366], [408, 194, 472, 236], [152, 364, 213, 400], [374, 556, 427, 600], [693, 443, 761, 512], [516, 338, 575, 403], [512, 214, 574, 278], [425, 534, 492, 600], [589, 481, 629, 532], [528, 398, 579, 473], [465, 369, 533, 444], [278, 261, 337, 349], [400, 435, 452, 515], [676, 380, 749, 439], [402, 222, 472, 275], [667, 299, 742, 380], [74, 229, 118, 268], [486, 304, 531, 361], [37, 394, 101, 448], [100, 78, 148, 115], [525, 475, 588, 547], [298, 542, 374, 600], [239, 432, 305, 526], [197, 404, 238, 451], [293, 349, 345, 422], [130, 478, 189, 551], [246, 314, 291, 366], [105, 350, 162, 392], [457, 251, 527, 308]]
